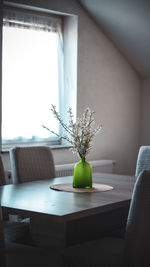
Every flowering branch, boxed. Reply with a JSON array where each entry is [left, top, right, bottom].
[[42, 105, 102, 159]]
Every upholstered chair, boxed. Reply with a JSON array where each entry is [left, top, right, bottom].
[[10, 146, 55, 183], [0, 155, 30, 245], [62, 170, 150, 267], [0, 206, 6, 267], [6, 242, 63, 267], [0, 207, 63, 267], [9, 146, 56, 244], [0, 154, 63, 267], [135, 146, 150, 178], [113, 146, 150, 239], [0, 155, 6, 186]]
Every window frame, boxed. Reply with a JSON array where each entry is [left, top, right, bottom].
[[1, 5, 64, 150], [0, 2, 78, 152]]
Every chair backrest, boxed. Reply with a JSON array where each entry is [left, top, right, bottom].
[[10, 146, 56, 183], [0, 155, 6, 186], [124, 170, 150, 267], [135, 146, 150, 177]]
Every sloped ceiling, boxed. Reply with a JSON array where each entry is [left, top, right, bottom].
[[78, 0, 150, 78]]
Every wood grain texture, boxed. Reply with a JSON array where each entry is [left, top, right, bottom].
[[0, 173, 135, 222]]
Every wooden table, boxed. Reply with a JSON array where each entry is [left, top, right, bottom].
[[0, 173, 135, 250]]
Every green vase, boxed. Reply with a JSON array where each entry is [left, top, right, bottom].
[[73, 158, 92, 188]]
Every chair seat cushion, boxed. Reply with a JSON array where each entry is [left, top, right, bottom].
[[4, 221, 30, 244], [6, 241, 63, 267], [63, 237, 124, 267]]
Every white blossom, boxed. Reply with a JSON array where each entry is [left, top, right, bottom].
[[42, 105, 102, 160]]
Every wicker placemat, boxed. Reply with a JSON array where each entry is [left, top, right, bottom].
[[50, 183, 113, 193]]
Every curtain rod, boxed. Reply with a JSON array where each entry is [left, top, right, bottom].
[[3, 1, 64, 20]]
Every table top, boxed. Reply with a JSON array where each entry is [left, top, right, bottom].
[[0, 173, 135, 222]]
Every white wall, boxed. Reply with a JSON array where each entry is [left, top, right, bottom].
[[2, 0, 141, 174], [140, 79, 150, 145]]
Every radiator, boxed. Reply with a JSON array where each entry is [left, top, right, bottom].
[[5, 160, 116, 184], [55, 160, 116, 177]]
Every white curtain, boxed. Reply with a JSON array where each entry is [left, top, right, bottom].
[[3, 7, 62, 33]]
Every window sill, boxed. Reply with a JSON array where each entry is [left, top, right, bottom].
[[1, 144, 72, 153], [50, 144, 72, 150]]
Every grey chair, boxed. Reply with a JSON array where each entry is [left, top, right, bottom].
[[62, 170, 150, 267], [0, 207, 63, 267], [0, 155, 30, 245], [114, 146, 150, 239], [6, 242, 63, 267], [135, 146, 150, 178], [9, 146, 56, 242], [0, 155, 62, 267], [10, 146, 55, 183], [0, 206, 6, 267], [113, 145, 150, 239], [0, 155, 6, 186]]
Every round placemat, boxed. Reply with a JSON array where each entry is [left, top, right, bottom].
[[50, 183, 113, 193]]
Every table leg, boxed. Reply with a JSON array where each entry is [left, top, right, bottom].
[[30, 217, 66, 250]]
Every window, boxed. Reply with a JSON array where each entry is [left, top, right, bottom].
[[2, 7, 64, 149]]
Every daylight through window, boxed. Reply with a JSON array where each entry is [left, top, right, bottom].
[[2, 7, 63, 148]]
